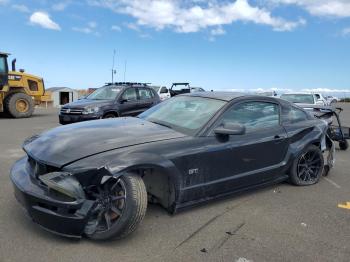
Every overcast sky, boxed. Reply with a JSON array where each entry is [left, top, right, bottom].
[[0, 0, 350, 94]]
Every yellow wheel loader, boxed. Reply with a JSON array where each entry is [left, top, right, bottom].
[[0, 52, 46, 118]]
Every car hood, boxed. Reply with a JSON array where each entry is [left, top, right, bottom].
[[63, 99, 111, 108], [24, 117, 186, 168]]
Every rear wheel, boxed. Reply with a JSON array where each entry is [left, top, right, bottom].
[[85, 174, 147, 240], [5, 93, 34, 118], [103, 113, 117, 119], [289, 145, 324, 186]]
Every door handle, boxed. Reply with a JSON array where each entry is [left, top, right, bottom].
[[274, 135, 285, 143]]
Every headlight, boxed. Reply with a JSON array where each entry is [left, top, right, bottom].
[[82, 107, 100, 115], [39, 172, 86, 199]]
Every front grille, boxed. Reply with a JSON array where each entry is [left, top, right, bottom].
[[60, 108, 84, 115], [28, 156, 59, 179]]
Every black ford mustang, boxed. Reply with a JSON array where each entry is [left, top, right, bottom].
[[10, 92, 335, 240]]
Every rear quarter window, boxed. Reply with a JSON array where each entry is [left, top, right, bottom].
[[282, 106, 309, 124]]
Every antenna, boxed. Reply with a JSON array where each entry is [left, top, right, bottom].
[[123, 60, 127, 82], [111, 49, 116, 83]]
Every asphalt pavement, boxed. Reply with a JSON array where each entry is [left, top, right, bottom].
[[0, 104, 349, 262]]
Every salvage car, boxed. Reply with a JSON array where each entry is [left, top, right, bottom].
[[10, 92, 335, 240], [59, 82, 160, 124]]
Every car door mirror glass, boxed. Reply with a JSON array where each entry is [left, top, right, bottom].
[[214, 122, 246, 136]]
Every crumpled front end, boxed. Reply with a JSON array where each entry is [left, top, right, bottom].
[[10, 157, 97, 238]]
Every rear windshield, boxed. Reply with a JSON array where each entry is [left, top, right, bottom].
[[281, 94, 314, 104]]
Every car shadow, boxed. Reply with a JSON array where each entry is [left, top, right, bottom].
[[9, 181, 287, 245]]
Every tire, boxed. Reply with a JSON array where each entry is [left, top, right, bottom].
[[289, 145, 324, 186], [103, 113, 117, 119], [5, 93, 34, 118], [86, 174, 147, 240], [339, 140, 348, 151]]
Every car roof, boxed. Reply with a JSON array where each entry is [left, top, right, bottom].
[[181, 91, 284, 102], [180, 91, 244, 101], [103, 84, 152, 89]]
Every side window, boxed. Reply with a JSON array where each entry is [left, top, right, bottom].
[[219, 101, 280, 132], [283, 106, 309, 123], [138, 88, 153, 100], [121, 88, 137, 101], [0, 57, 6, 73], [28, 80, 38, 91]]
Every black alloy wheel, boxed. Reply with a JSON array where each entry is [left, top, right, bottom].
[[289, 145, 324, 186], [297, 151, 322, 183], [85, 174, 147, 240], [85, 179, 126, 236]]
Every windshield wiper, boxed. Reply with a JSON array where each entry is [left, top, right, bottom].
[[149, 120, 172, 129]]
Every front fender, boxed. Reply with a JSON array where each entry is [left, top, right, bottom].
[[63, 151, 184, 212]]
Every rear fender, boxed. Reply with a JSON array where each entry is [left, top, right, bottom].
[[282, 124, 327, 172]]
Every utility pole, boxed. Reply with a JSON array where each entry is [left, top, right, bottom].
[[111, 49, 116, 83], [123, 60, 127, 82]]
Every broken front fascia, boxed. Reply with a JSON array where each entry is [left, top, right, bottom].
[[41, 166, 125, 200]]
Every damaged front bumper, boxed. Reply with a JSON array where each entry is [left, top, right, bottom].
[[10, 157, 94, 238]]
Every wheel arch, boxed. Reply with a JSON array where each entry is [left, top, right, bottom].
[[102, 111, 119, 118], [4, 88, 27, 99], [106, 157, 183, 214]]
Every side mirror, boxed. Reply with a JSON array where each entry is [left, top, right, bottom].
[[120, 98, 128, 104], [214, 122, 246, 136]]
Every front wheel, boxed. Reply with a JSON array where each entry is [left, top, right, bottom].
[[85, 174, 147, 240], [289, 145, 324, 186], [103, 113, 117, 119]]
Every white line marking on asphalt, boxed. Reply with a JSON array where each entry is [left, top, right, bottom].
[[236, 258, 253, 262], [324, 177, 341, 189]]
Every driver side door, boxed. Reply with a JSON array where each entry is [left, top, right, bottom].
[[118, 88, 140, 116], [202, 100, 289, 197]]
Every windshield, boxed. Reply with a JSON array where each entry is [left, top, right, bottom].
[[0, 57, 7, 74], [87, 86, 122, 100], [281, 94, 314, 104], [139, 96, 226, 135]]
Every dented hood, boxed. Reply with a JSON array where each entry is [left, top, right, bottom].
[[23, 117, 186, 168]]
